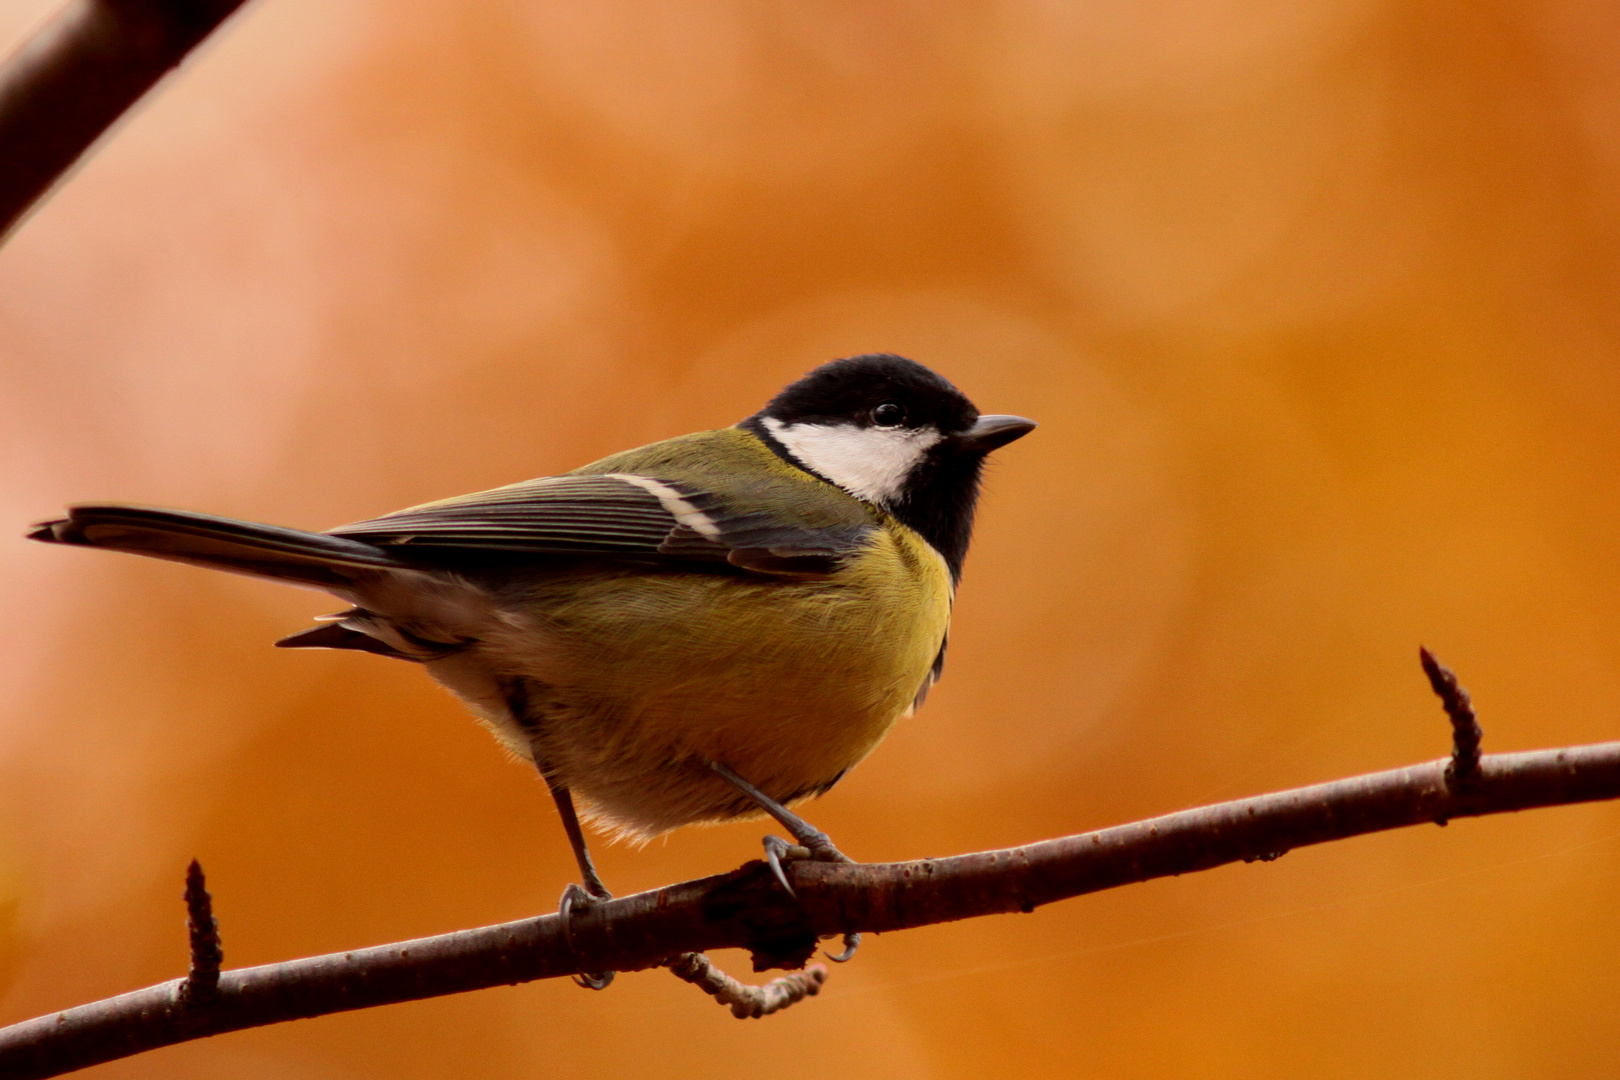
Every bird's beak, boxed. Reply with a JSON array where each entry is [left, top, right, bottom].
[[955, 414, 1037, 453]]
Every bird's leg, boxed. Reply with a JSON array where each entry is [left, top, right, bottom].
[[544, 775, 610, 900], [707, 760, 850, 865], [539, 768, 614, 989], [707, 760, 861, 962]]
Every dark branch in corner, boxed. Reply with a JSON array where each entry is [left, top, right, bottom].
[[0, 0, 251, 241]]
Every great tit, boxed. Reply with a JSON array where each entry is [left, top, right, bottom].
[[29, 353, 1034, 919]]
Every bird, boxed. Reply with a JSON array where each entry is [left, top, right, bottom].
[[29, 353, 1034, 981]]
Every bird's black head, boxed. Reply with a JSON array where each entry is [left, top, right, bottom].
[[742, 353, 1035, 581]]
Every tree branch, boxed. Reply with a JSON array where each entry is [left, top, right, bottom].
[[0, 0, 251, 241], [4, 739, 1620, 1078], [179, 860, 222, 1004]]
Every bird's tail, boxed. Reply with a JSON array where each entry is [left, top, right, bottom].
[[27, 504, 415, 590]]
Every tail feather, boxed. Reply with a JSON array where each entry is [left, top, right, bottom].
[[28, 504, 414, 589]]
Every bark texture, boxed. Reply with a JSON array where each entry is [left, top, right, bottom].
[[2, 742, 1618, 1079]]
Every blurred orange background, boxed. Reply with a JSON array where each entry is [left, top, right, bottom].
[[5, 0, 1620, 1075]]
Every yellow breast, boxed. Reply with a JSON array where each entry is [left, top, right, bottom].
[[470, 515, 953, 841]]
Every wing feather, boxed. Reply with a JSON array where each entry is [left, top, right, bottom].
[[329, 473, 871, 577]]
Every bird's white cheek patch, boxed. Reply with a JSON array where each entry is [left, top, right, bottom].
[[761, 418, 941, 505]]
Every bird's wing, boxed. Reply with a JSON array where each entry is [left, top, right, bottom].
[[328, 472, 874, 578]]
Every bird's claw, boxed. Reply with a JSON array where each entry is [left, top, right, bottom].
[[762, 834, 799, 898], [558, 882, 615, 990], [824, 932, 861, 963], [760, 829, 854, 896]]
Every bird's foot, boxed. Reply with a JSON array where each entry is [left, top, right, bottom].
[[759, 835, 861, 963], [824, 931, 861, 963], [558, 882, 615, 990], [707, 761, 863, 963], [759, 832, 850, 895]]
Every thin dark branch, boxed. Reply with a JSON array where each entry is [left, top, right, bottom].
[[1421, 647, 1483, 790], [0, 0, 251, 241], [4, 740, 1620, 1078], [181, 860, 221, 1003]]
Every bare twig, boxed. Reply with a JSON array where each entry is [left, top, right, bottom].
[[663, 953, 826, 1019], [0, 0, 251, 242], [4, 740, 1620, 1078], [1421, 647, 1483, 791], [181, 860, 222, 1004]]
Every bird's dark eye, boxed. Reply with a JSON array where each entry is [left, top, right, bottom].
[[872, 401, 906, 427]]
